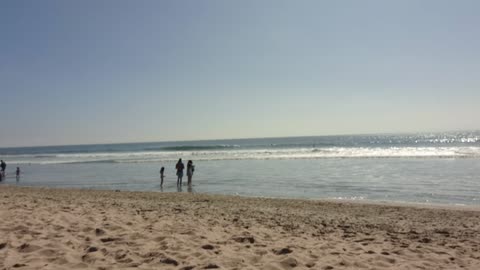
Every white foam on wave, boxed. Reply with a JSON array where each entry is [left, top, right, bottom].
[[5, 146, 480, 165]]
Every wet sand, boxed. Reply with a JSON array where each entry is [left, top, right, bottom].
[[1, 186, 479, 269]]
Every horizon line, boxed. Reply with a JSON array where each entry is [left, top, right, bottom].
[[1, 129, 478, 149]]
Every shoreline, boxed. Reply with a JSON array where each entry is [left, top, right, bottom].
[[6, 183, 480, 211], [1, 185, 480, 269]]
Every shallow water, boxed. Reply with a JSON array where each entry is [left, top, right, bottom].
[[1, 158, 478, 206], [1, 132, 480, 205]]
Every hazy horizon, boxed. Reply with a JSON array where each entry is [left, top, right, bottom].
[[1, 1, 479, 147], [0, 129, 478, 149]]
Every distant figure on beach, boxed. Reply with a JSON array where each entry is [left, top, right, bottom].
[[16, 167, 20, 181], [187, 160, 195, 186], [175, 159, 184, 186], [0, 160, 6, 180], [160, 166, 165, 186]]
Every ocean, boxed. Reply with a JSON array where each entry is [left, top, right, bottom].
[[1, 132, 479, 205]]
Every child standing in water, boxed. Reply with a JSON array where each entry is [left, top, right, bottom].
[[160, 167, 165, 186]]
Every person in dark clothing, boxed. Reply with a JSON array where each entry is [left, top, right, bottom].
[[175, 159, 184, 186], [187, 160, 195, 186], [0, 160, 6, 180], [160, 166, 165, 186]]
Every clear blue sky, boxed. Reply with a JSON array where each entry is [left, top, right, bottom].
[[1, 0, 479, 147]]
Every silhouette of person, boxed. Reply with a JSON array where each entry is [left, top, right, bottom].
[[160, 166, 165, 186], [175, 159, 184, 186], [16, 167, 20, 181], [0, 160, 6, 180], [187, 160, 195, 186]]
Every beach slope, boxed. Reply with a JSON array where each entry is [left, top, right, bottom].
[[0, 186, 479, 269]]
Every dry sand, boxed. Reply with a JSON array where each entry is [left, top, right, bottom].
[[0, 186, 479, 270]]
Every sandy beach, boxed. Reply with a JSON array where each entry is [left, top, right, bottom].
[[0, 186, 479, 270]]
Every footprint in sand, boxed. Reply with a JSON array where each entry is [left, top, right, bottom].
[[254, 249, 268, 256], [279, 257, 298, 268], [203, 263, 220, 269], [272, 247, 293, 255], [38, 249, 57, 257], [201, 244, 215, 250], [100, 237, 119, 243], [82, 227, 94, 233], [154, 236, 166, 242], [95, 228, 106, 236], [191, 251, 203, 258], [46, 257, 68, 265], [129, 232, 146, 240], [17, 243, 41, 253]]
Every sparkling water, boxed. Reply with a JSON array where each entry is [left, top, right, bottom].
[[1, 132, 479, 205]]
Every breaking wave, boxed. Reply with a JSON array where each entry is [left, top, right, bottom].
[[4, 146, 480, 165]]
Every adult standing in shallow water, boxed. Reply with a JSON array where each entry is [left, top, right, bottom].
[[187, 160, 195, 186], [16, 167, 20, 181], [0, 160, 6, 179], [175, 159, 184, 186]]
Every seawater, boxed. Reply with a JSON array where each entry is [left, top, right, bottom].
[[1, 132, 480, 205]]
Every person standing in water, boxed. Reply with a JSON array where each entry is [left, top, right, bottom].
[[187, 160, 195, 186], [159, 166, 165, 186], [0, 160, 6, 180], [16, 167, 20, 181], [175, 159, 184, 186]]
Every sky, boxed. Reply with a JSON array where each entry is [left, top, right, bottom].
[[0, 0, 479, 147]]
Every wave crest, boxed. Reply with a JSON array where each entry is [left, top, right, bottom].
[[4, 146, 480, 165]]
